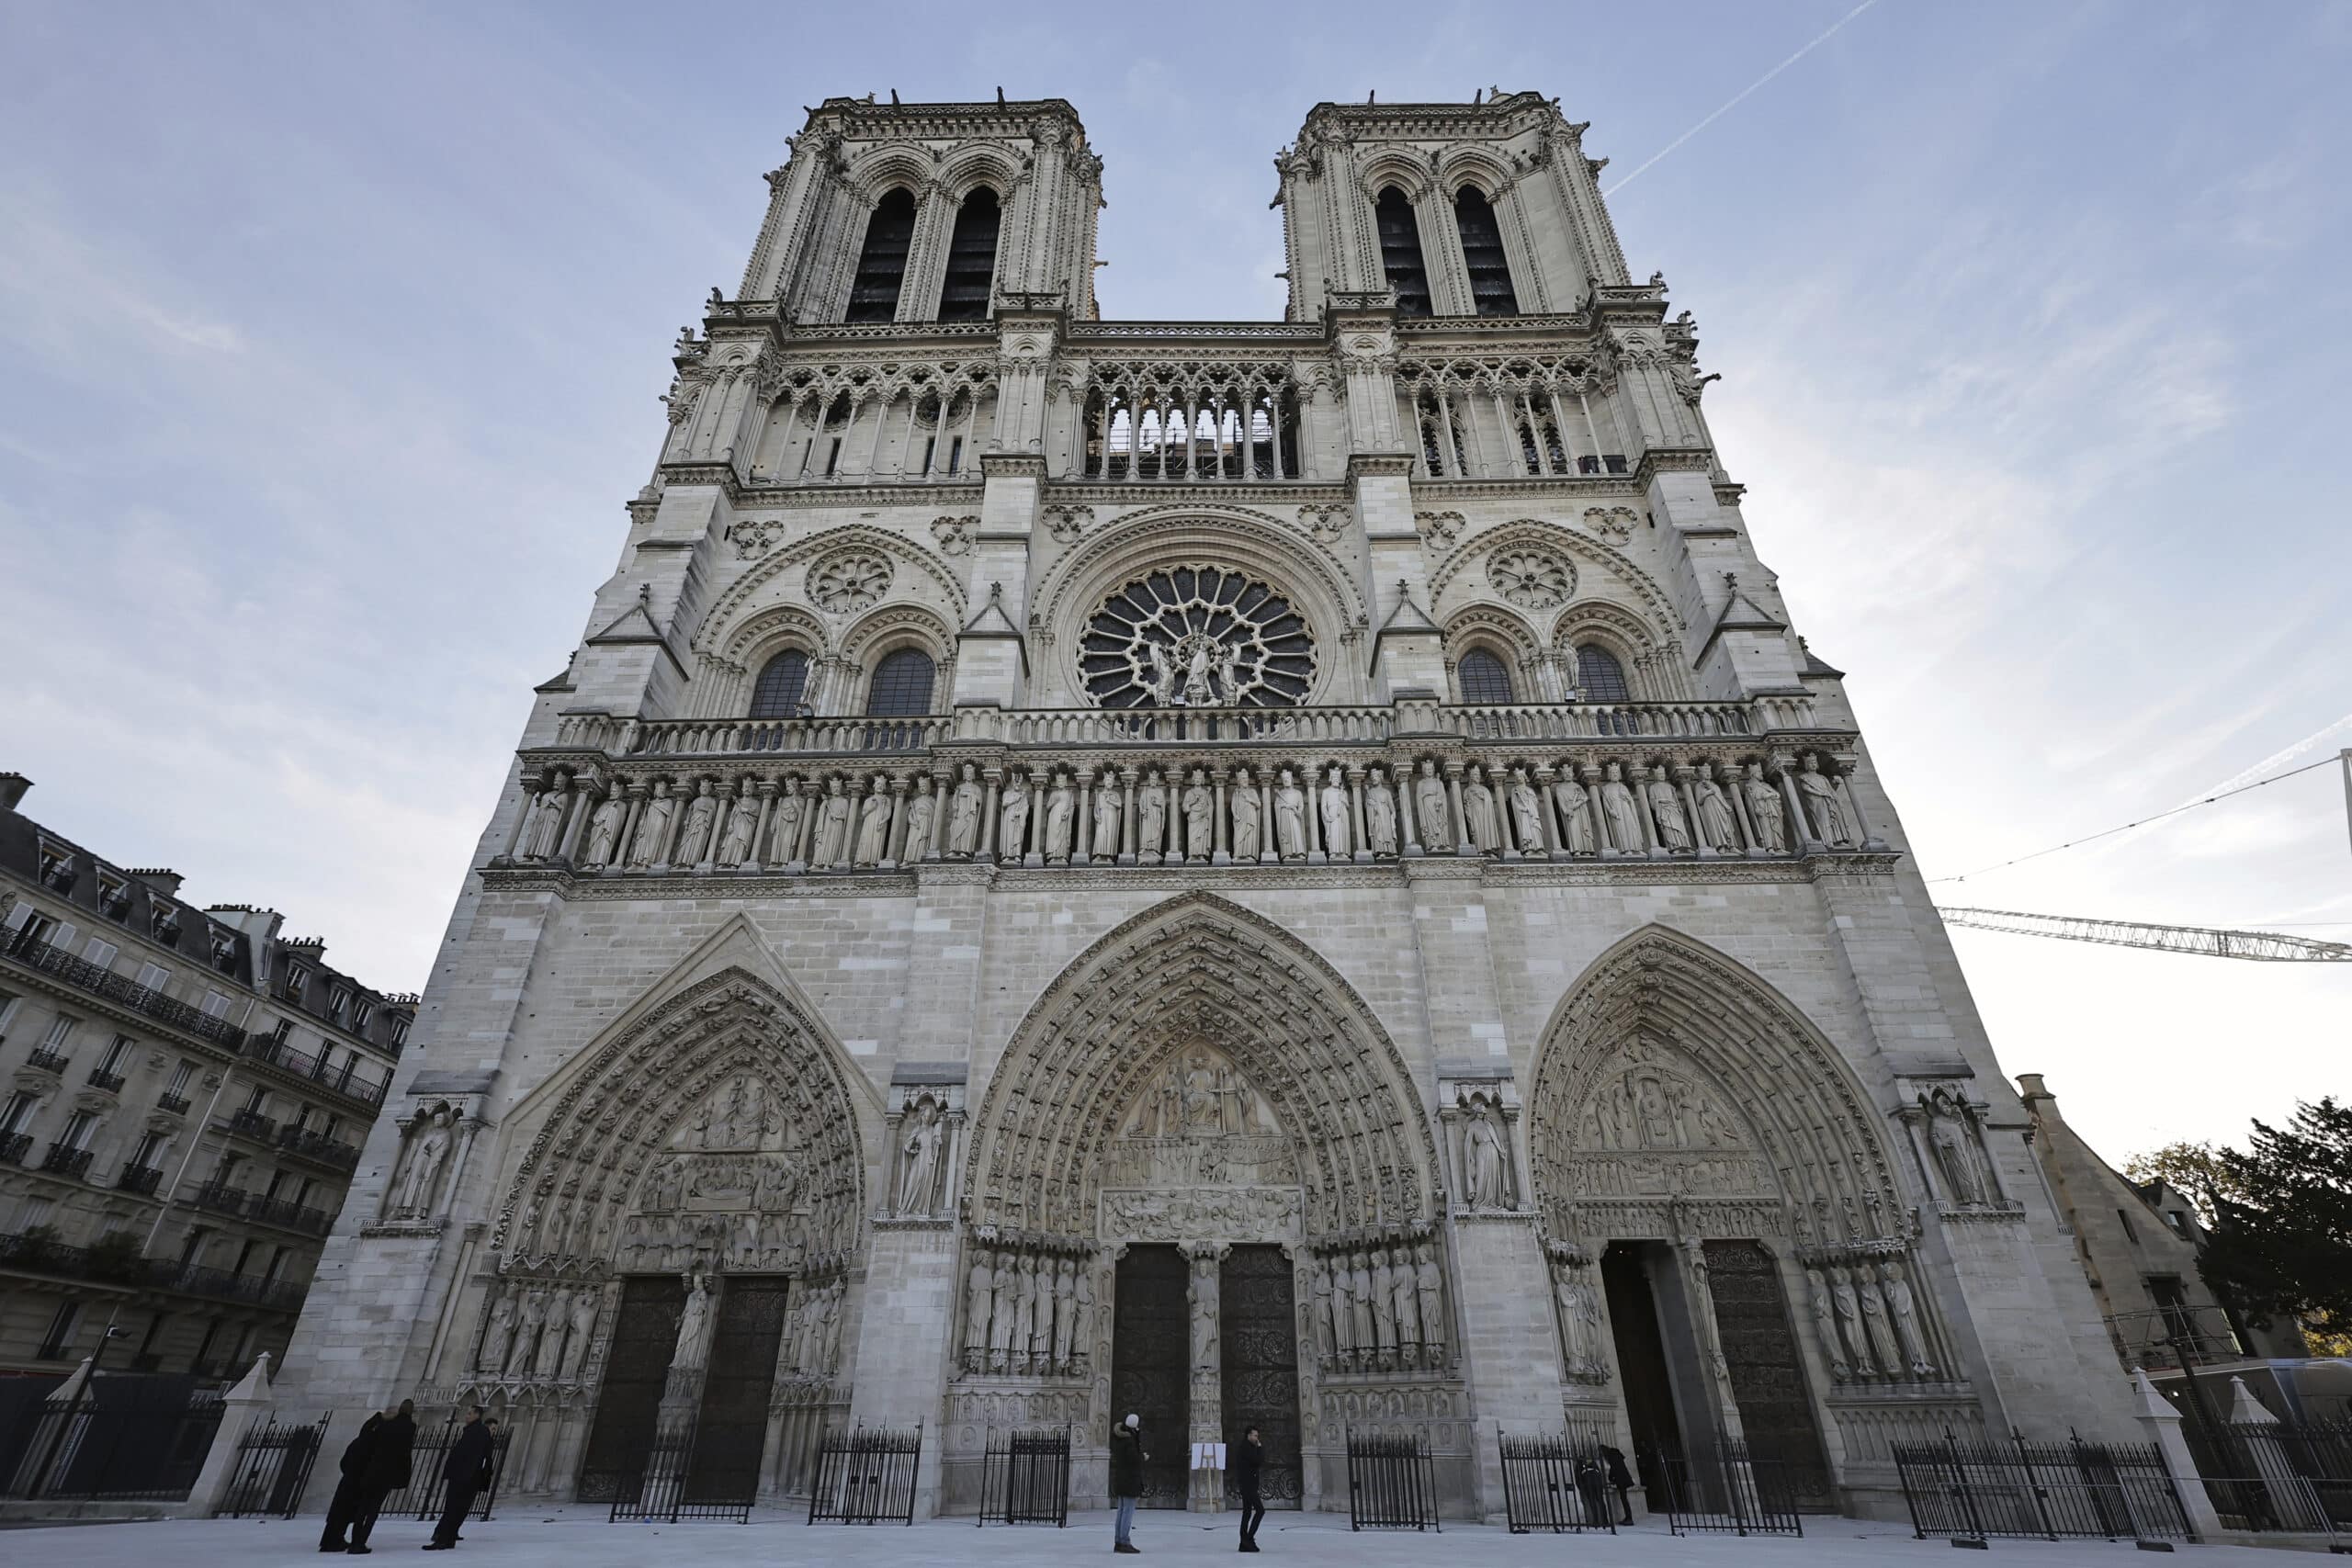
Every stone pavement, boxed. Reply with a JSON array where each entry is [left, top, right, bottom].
[[0, 1508, 2297, 1566]]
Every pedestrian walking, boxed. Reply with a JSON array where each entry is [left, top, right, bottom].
[[1233, 1424, 1265, 1551], [345, 1399, 416, 1554], [1601, 1444, 1634, 1526], [320, 1407, 387, 1551], [423, 1405, 495, 1551], [1109, 1411, 1146, 1553]]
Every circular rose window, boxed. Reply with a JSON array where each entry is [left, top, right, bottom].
[[1080, 566, 1315, 708]]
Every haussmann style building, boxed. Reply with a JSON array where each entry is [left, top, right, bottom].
[[271, 90, 2143, 1521]]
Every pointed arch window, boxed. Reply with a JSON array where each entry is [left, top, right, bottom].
[[864, 649, 936, 716], [846, 187, 916, 323], [749, 649, 811, 718], [1575, 644, 1631, 703], [937, 187, 1001, 321], [1375, 187, 1432, 318], [1457, 648, 1514, 705], [1453, 186, 1520, 315]]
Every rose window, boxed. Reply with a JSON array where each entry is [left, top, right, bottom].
[[1080, 566, 1315, 708], [1488, 548, 1573, 610], [808, 549, 891, 614]]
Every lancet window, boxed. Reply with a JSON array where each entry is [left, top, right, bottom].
[[1375, 187, 1432, 318], [1575, 644, 1631, 703], [846, 187, 917, 322], [1079, 367, 1300, 480], [762, 365, 996, 484], [1456, 648, 1514, 705], [937, 187, 1001, 321], [865, 649, 937, 716], [1453, 186, 1519, 316], [749, 650, 812, 718], [1397, 357, 1626, 480]]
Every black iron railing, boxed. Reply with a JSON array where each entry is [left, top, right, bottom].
[[0, 1386, 224, 1503], [1498, 1427, 1618, 1533], [157, 1092, 190, 1116], [1344, 1429, 1440, 1530], [978, 1426, 1069, 1527], [0, 1132, 32, 1166], [602, 1417, 750, 1525], [276, 1123, 361, 1170], [40, 1144, 94, 1179], [188, 1180, 248, 1216], [0, 1230, 304, 1311], [117, 1164, 164, 1195], [1642, 1438, 1804, 1537], [1893, 1427, 2188, 1544], [380, 1419, 512, 1522], [26, 1046, 69, 1074], [219, 1413, 328, 1517], [85, 1067, 126, 1093], [809, 1424, 922, 1525]]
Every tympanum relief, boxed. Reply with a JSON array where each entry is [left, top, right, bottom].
[[1099, 1046, 1301, 1242]]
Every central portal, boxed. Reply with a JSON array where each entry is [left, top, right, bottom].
[[1219, 1244, 1302, 1507], [1110, 1245, 1191, 1506]]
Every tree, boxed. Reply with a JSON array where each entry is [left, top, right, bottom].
[[2198, 1098, 2352, 1348], [2124, 1141, 2246, 1224]]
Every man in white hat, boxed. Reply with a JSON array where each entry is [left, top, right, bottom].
[[1109, 1411, 1146, 1552]]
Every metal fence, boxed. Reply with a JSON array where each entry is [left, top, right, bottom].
[[1, 1384, 223, 1503], [601, 1417, 752, 1524], [1498, 1427, 1617, 1533], [378, 1419, 514, 1522], [2185, 1417, 2350, 1538], [1344, 1429, 1440, 1531], [808, 1424, 922, 1525], [219, 1414, 328, 1518], [1893, 1428, 2189, 1545], [977, 1425, 1070, 1526], [1643, 1439, 1804, 1537]]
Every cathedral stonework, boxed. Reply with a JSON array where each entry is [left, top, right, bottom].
[[275, 92, 2139, 1522]]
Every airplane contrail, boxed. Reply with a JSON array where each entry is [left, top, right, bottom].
[[1605, 0, 1888, 197]]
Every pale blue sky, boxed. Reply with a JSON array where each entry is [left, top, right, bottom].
[[2, 1, 2346, 1158]]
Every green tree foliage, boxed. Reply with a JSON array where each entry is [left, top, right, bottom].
[[2123, 1141, 2245, 1224], [2198, 1098, 2352, 1346]]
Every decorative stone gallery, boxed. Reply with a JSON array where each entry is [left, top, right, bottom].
[[273, 91, 2141, 1526]]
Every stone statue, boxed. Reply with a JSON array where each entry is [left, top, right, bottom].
[[1464, 1104, 1507, 1208], [770, 782, 808, 864], [1693, 769, 1738, 852], [1856, 1266, 1902, 1376], [1070, 1266, 1095, 1363], [1797, 752, 1855, 845], [534, 1291, 570, 1378], [1553, 1262, 1591, 1373], [1013, 1253, 1039, 1368], [989, 1253, 1018, 1369], [854, 778, 893, 865], [1391, 1249, 1422, 1349], [1829, 1267, 1875, 1377], [1216, 641, 1244, 703], [1273, 769, 1308, 859], [1050, 1258, 1077, 1368], [1329, 1258, 1357, 1356], [716, 787, 759, 866], [998, 773, 1031, 859], [820, 1280, 844, 1374], [628, 780, 675, 868], [679, 780, 718, 863], [1311, 1260, 1338, 1359], [1552, 770, 1597, 854], [1413, 760, 1453, 852], [511, 1288, 548, 1376], [1929, 1103, 1989, 1206], [672, 1274, 713, 1371], [1044, 771, 1076, 862], [1182, 637, 1213, 705], [1190, 1260, 1219, 1366], [477, 1291, 516, 1373], [903, 775, 936, 858], [1091, 770, 1122, 856], [580, 794, 626, 868], [1881, 1259, 1936, 1378], [811, 778, 851, 867], [896, 1100, 943, 1215], [1600, 762, 1643, 852], [1318, 767, 1351, 857], [1228, 768, 1261, 860], [1415, 1245, 1445, 1352], [1646, 765, 1692, 852], [1744, 761, 1787, 852], [393, 1107, 455, 1218], [517, 776, 566, 861], [1182, 770, 1213, 860], [965, 1250, 994, 1358], [1145, 640, 1175, 705], [1136, 771, 1166, 859], [1462, 766, 1500, 852], [1806, 1268, 1849, 1380], [1349, 1252, 1375, 1351], [1364, 766, 1398, 855], [947, 764, 983, 856], [1507, 767, 1544, 852], [1368, 1249, 1397, 1352]]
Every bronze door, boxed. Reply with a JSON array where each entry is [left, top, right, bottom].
[[687, 1276, 788, 1503], [1702, 1240, 1833, 1507], [1110, 1245, 1190, 1507], [577, 1275, 686, 1500], [1219, 1244, 1302, 1507]]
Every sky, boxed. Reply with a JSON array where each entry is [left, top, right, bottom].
[[0, 1, 2346, 1164]]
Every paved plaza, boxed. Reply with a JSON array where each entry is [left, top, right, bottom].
[[0, 1510, 2302, 1567]]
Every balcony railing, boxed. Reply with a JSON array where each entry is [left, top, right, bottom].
[[40, 1144, 94, 1179], [0, 1232, 305, 1312], [26, 1046, 68, 1074], [0, 1132, 30, 1166], [117, 1164, 164, 1196], [187, 1180, 249, 1217], [157, 1092, 190, 1115], [223, 1108, 277, 1142], [1, 925, 391, 1109], [85, 1067, 126, 1093], [249, 1196, 334, 1236], [276, 1123, 361, 1171]]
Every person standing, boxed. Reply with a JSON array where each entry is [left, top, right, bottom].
[[423, 1405, 494, 1551], [1233, 1424, 1265, 1552], [1601, 1444, 1635, 1526], [344, 1398, 415, 1553], [1109, 1412, 1146, 1554], [319, 1406, 386, 1551]]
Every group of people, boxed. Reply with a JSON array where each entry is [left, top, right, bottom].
[[1106, 1414, 1269, 1554], [319, 1401, 500, 1554]]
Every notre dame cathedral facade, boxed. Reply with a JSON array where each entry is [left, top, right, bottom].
[[275, 92, 2138, 1521]]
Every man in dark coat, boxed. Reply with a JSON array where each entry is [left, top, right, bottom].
[[1108, 1412, 1145, 1553], [320, 1407, 387, 1551], [1232, 1424, 1265, 1552], [424, 1405, 495, 1551], [1601, 1444, 1635, 1526], [345, 1399, 416, 1553]]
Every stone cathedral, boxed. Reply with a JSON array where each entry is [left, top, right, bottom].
[[276, 91, 2137, 1521]]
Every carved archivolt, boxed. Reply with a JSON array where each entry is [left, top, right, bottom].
[[695, 522, 968, 657], [1527, 926, 1905, 1251], [488, 969, 869, 1271], [962, 892, 1441, 1238]]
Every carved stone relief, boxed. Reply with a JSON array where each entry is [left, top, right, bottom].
[[807, 549, 892, 614], [1488, 547, 1574, 610], [1581, 505, 1636, 543], [729, 518, 787, 559], [930, 514, 978, 556]]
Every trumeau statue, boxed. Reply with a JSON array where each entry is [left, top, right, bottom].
[[673, 1274, 715, 1371]]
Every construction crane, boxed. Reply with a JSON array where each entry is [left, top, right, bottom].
[[1935, 906, 2352, 963]]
